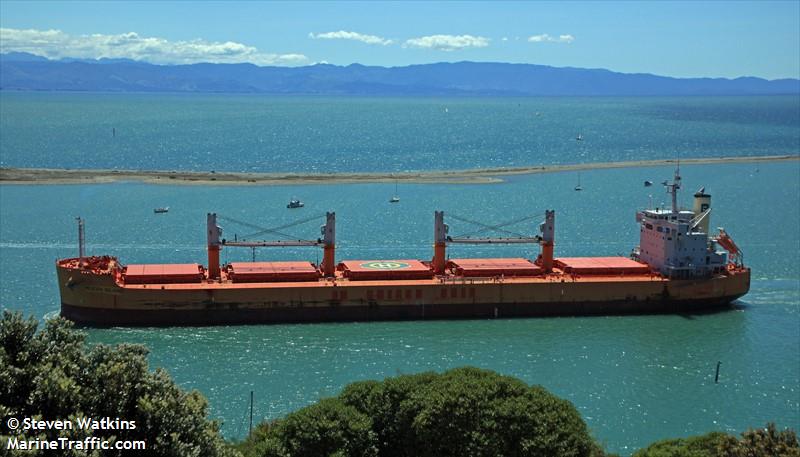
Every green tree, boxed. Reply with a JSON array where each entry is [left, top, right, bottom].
[[633, 423, 799, 457], [0, 311, 237, 457], [241, 366, 604, 457], [631, 432, 730, 457], [719, 423, 800, 457], [255, 398, 378, 457]]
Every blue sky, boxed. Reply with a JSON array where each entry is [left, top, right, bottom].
[[1, 1, 798, 79]]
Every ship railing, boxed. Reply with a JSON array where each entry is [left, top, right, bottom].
[[438, 276, 506, 285]]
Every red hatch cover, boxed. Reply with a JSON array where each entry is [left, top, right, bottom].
[[124, 263, 203, 284], [228, 262, 319, 282], [339, 259, 433, 280], [448, 258, 542, 277], [554, 257, 651, 275]]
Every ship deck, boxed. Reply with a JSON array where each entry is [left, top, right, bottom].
[[58, 255, 674, 290], [115, 269, 666, 290]]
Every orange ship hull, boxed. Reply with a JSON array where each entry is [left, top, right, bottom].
[[57, 257, 750, 326]]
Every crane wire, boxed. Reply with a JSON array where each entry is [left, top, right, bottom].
[[449, 212, 545, 239], [241, 214, 325, 239], [217, 213, 324, 242]]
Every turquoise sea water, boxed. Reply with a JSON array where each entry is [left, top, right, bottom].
[[1, 93, 799, 172], [1, 94, 799, 454]]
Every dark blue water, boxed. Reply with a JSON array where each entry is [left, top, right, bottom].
[[1, 93, 798, 173], [1, 94, 799, 454]]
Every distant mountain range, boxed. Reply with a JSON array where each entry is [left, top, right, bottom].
[[1, 52, 798, 96]]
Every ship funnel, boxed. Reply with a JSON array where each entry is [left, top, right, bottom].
[[692, 188, 711, 235]]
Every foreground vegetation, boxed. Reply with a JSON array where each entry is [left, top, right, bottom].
[[2, 311, 797, 456], [1, 311, 234, 456], [633, 424, 800, 457], [237, 366, 604, 457]]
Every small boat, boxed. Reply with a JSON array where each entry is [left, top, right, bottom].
[[574, 173, 583, 191], [644, 180, 653, 187], [154, 207, 169, 214], [287, 199, 304, 209], [389, 180, 400, 203], [575, 134, 583, 141]]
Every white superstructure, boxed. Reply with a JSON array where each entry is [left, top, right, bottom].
[[633, 168, 728, 279]]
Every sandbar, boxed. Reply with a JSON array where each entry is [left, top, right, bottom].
[[0, 155, 796, 186]]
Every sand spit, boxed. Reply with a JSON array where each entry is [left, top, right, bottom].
[[1, 155, 797, 186]]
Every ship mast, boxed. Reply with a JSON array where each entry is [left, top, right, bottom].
[[433, 211, 447, 275], [76, 216, 85, 267], [207, 213, 223, 279], [320, 212, 336, 277], [664, 164, 682, 213]]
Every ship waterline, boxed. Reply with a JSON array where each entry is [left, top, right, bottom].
[[57, 257, 749, 326]]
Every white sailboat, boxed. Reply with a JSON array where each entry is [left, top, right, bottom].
[[574, 173, 583, 191], [390, 180, 400, 203]]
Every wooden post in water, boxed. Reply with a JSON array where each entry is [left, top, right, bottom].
[[715, 361, 721, 383], [249, 391, 254, 436]]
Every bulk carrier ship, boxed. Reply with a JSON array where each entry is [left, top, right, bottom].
[[56, 169, 749, 326]]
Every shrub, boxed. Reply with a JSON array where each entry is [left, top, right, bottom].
[[242, 366, 604, 457], [633, 423, 799, 457], [0, 311, 236, 457]]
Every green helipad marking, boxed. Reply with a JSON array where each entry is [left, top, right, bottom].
[[361, 261, 411, 270]]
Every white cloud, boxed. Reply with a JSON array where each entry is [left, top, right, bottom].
[[528, 34, 575, 44], [308, 30, 393, 46], [0, 27, 309, 66], [403, 34, 489, 51]]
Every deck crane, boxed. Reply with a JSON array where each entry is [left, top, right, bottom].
[[432, 210, 555, 275], [206, 212, 336, 279]]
